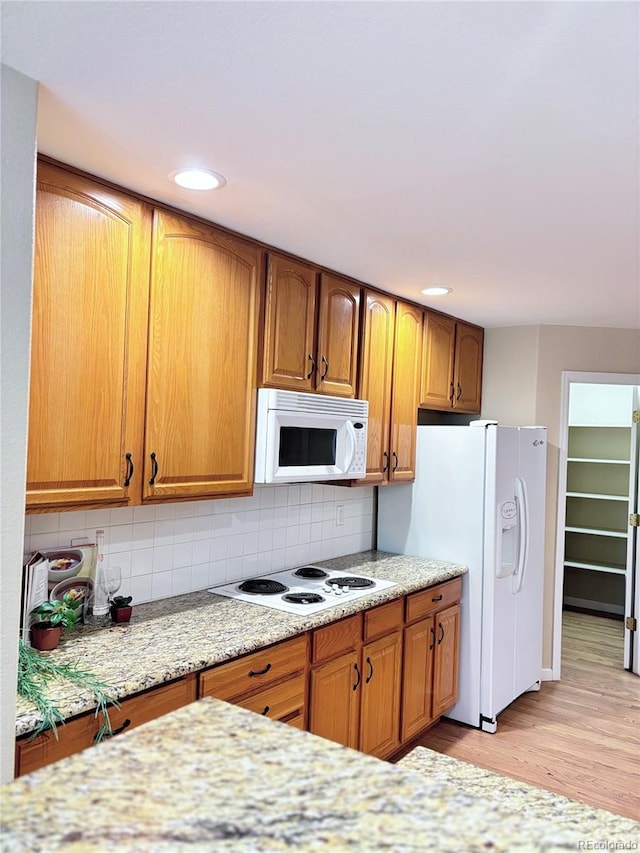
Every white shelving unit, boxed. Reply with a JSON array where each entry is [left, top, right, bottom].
[[563, 386, 634, 615]]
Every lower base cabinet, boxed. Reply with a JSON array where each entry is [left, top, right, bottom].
[[15, 674, 197, 778], [309, 599, 404, 760], [198, 634, 308, 729]]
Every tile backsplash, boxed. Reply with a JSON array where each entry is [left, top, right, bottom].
[[24, 485, 375, 605]]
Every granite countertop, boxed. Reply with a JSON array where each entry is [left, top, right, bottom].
[[3, 699, 637, 852], [16, 550, 467, 737]]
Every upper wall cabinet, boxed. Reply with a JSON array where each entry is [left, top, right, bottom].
[[261, 253, 360, 397], [357, 295, 423, 484], [26, 163, 152, 510], [421, 313, 483, 414], [142, 211, 261, 501]]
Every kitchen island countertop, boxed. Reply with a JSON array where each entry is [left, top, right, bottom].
[[3, 698, 637, 852], [16, 550, 467, 737]]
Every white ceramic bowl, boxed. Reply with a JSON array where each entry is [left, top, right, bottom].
[[45, 549, 84, 582]]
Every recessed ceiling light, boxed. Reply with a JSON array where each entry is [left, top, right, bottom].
[[421, 286, 453, 296], [169, 168, 226, 191]]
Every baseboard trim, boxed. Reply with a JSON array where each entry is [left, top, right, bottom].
[[541, 667, 554, 682], [563, 596, 624, 616]]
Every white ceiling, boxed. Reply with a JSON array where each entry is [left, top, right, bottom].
[[2, 1, 639, 329]]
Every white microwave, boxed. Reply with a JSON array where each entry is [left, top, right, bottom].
[[254, 389, 368, 484]]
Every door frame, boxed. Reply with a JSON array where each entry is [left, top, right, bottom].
[[552, 370, 640, 680]]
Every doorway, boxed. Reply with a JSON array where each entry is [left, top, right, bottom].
[[552, 371, 640, 678]]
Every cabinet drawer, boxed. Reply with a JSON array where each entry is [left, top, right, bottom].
[[199, 635, 307, 701], [15, 674, 197, 777], [364, 598, 404, 641], [406, 577, 462, 623], [234, 672, 306, 722], [312, 613, 362, 664]]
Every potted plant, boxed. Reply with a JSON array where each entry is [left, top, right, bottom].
[[110, 595, 133, 624], [30, 589, 84, 651]]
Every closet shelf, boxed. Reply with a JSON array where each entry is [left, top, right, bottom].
[[567, 457, 630, 465], [564, 560, 626, 576], [566, 491, 629, 501], [565, 525, 627, 538]]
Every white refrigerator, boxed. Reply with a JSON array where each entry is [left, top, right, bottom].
[[377, 422, 547, 732]]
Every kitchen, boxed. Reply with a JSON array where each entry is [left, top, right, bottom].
[[2, 0, 639, 846]]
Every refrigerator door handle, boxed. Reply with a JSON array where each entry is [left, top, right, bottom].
[[513, 476, 530, 594]]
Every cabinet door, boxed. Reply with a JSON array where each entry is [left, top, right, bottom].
[[144, 210, 260, 500], [309, 652, 360, 749], [389, 301, 423, 482], [432, 604, 460, 718], [401, 618, 435, 741], [261, 253, 317, 391], [27, 163, 151, 510], [316, 274, 360, 397], [420, 312, 455, 410], [453, 323, 483, 413], [357, 291, 395, 484], [359, 631, 402, 758]]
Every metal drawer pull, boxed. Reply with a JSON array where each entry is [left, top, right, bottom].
[[104, 718, 131, 739], [306, 354, 316, 379], [432, 594, 443, 602], [320, 355, 329, 380], [429, 626, 436, 651], [123, 452, 134, 487], [352, 662, 361, 691], [382, 451, 389, 473], [148, 452, 159, 486], [392, 451, 399, 472], [248, 662, 272, 677], [365, 656, 374, 684], [456, 383, 462, 400], [261, 706, 270, 716], [438, 623, 445, 644]]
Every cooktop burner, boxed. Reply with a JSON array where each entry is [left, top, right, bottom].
[[210, 566, 397, 614], [293, 566, 329, 579], [326, 576, 375, 589], [238, 579, 288, 595], [282, 592, 325, 605]]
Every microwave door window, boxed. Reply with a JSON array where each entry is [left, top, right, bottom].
[[279, 427, 337, 467]]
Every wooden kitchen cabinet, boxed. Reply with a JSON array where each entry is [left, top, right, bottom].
[[357, 294, 422, 485], [401, 578, 462, 741], [142, 210, 261, 501], [261, 253, 360, 397], [199, 634, 308, 728], [421, 312, 483, 414], [309, 602, 403, 759], [26, 161, 152, 510], [15, 674, 197, 777]]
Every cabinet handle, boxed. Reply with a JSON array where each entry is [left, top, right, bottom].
[[382, 451, 389, 473], [248, 662, 272, 677], [392, 451, 399, 472], [99, 718, 131, 741], [123, 452, 134, 487], [320, 355, 329, 380], [365, 656, 374, 684], [148, 452, 159, 486], [449, 383, 455, 401], [429, 626, 436, 651], [306, 354, 316, 379], [432, 594, 443, 602], [437, 623, 445, 645], [456, 383, 462, 401], [261, 706, 270, 716], [352, 662, 361, 691]]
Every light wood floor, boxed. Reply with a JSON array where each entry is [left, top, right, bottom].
[[404, 611, 640, 819]]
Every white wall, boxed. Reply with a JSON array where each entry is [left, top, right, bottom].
[[482, 324, 640, 672], [23, 485, 375, 604], [0, 65, 38, 783]]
